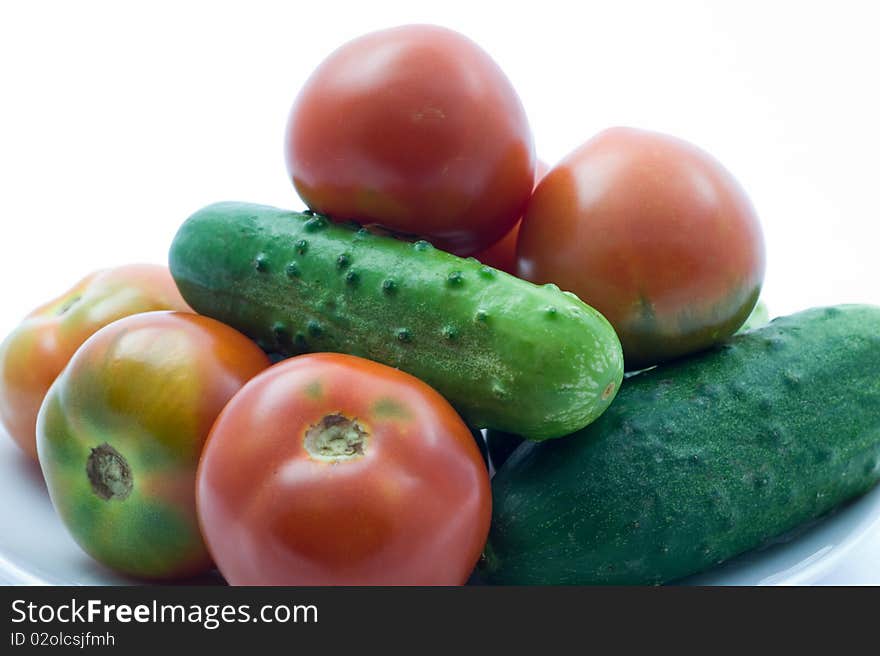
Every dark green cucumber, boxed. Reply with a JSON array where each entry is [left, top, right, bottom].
[[169, 202, 623, 440], [482, 305, 880, 584]]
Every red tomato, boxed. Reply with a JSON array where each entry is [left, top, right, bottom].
[[473, 160, 548, 274], [0, 264, 191, 460], [517, 127, 765, 369], [285, 25, 535, 256], [197, 353, 491, 585]]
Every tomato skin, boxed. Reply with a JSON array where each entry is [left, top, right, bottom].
[[473, 160, 548, 275], [36, 312, 269, 579], [197, 353, 491, 585], [285, 24, 535, 256], [0, 264, 192, 460], [517, 127, 765, 369]]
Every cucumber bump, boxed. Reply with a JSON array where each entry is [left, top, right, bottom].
[[169, 202, 623, 440]]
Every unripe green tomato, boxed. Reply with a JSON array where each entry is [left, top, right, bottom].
[[0, 263, 191, 461], [36, 311, 269, 579]]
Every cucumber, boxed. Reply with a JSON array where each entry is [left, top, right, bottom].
[[169, 202, 623, 440], [482, 305, 880, 584]]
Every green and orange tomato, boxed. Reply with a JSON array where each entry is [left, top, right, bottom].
[[0, 264, 191, 460], [36, 311, 269, 579], [197, 353, 491, 585], [517, 127, 766, 369]]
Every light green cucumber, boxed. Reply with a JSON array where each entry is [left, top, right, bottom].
[[169, 202, 623, 440]]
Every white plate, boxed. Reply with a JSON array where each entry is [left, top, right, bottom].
[[2, 427, 879, 586]]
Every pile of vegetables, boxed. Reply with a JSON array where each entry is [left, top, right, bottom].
[[1, 24, 878, 586]]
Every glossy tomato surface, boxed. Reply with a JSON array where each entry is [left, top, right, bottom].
[[197, 353, 491, 586], [0, 264, 191, 460], [285, 24, 535, 256], [473, 160, 548, 275], [36, 312, 269, 579], [517, 127, 765, 369]]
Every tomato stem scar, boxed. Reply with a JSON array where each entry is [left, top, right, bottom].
[[86, 443, 133, 501], [304, 414, 369, 462], [56, 295, 82, 316]]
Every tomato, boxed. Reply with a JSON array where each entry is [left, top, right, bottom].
[[197, 353, 491, 585], [0, 264, 191, 461], [285, 24, 535, 256], [36, 312, 269, 579], [517, 127, 766, 369], [473, 160, 548, 274]]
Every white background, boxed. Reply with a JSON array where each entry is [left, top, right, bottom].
[[0, 1, 879, 583]]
